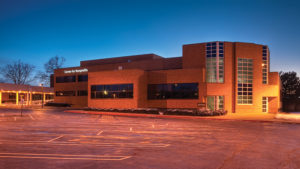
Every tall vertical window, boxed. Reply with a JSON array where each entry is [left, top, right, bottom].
[[262, 97, 268, 113], [206, 42, 224, 83], [237, 58, 253, 104], [262, 46, 268, 84], [207, 96, 224, 110]]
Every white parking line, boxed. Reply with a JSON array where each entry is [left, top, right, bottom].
[[29, 114, 35, 120], [0, 140, 170, 148], [0, 152, 131, 161], [48, 135, 64, 142], [96, 131, 103, 135]]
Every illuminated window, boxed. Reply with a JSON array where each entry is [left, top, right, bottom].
[[32, 94, 42, 100], [206, 42, 224, 83], [207, 96, 224, 110], [237, 58, 253, 104], [46, 94, 54, 100], [262, 97, 268, 113], [91, 84, 133, 99], [8, 93, 16, 100], [55, 91, 76, 96], [148, 83, 198, 99], [262, 46, 268, 84]]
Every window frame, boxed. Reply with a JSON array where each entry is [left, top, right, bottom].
[[147, 83, 199, 100], [91, 84, 134, 99]]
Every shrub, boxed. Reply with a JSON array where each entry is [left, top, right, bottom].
[[84, 107, 227, 116]]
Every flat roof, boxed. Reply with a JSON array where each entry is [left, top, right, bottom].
[[0, 83, 54, 93], [80, 53, 163, 67]]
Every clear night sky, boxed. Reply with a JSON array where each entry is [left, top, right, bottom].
[[0, 0, 300, 76]]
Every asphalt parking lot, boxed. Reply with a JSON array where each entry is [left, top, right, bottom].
[[0, 108, 300, 169]]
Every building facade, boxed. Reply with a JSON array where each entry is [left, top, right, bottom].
[[54, 42, 281, 113]]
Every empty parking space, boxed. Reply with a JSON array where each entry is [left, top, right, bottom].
[[0, 108, 300, 169]]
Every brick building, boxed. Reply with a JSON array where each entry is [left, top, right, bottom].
[[54, 41, 281, 113]]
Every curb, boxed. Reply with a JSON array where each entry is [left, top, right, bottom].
[[64, 110, 300, 124]]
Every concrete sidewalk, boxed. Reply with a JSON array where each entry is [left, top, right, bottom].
[[65, 110, 300, 124]]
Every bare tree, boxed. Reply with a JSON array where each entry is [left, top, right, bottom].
[[45, 55, 65, 74], [0, 60, 35, 85], [36, 56, 65, 86]]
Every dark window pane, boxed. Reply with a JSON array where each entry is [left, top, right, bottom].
[[148, 83, 198, 100], [56, 76, 76, 83], [77, 90, 88, 96], [78, 75, 88, 82], [56, 91, 75, 96]]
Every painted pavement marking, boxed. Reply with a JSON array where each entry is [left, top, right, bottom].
[[48, 135, 64, 142], [0, 152, 131, 161], [96, 130, 103, 135], [0, 140, 170, 148], [29, 114, 35, 120]]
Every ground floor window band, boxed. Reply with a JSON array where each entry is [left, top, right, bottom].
[[56, 91, 76, 96], [91, 84, 133, 99], [147, 83, 198, 99], [77, 90, 88, 96], [207, 96, 224, 110]]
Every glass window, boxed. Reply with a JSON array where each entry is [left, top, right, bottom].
[[148, 83, 198, 100], [91, 84, 133, 99], [237, 58, 253, 104], [206, 42, 224, 83], [77, 90, 88, 96], [46, 94, 54, 100], [56, 91, 76, 96], [78, 75, 88, 82], [262, 97, 268, 112], [262, 46, 268, 84], [56, 76, 76, 83], [207, 96, 224, 110]]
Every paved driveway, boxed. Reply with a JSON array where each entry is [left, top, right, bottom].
[[0, 108, 300, 169]]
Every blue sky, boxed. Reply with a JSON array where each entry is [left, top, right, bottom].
[[0, 0, 300, 78]]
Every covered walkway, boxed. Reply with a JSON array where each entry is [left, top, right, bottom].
[[0, 83, 54, 106]]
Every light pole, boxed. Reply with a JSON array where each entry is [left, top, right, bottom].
[[40, 83, 44, 108]]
